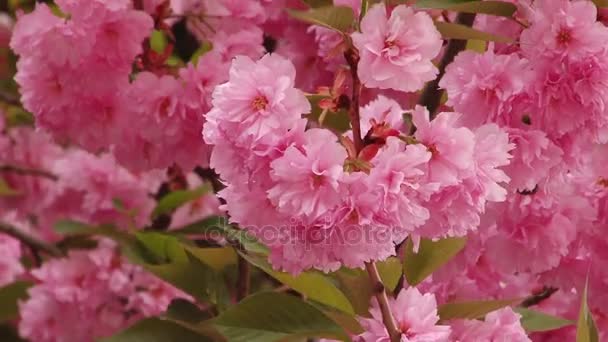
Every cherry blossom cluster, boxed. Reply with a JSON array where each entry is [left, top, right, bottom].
[[3, 0, 608, 340]]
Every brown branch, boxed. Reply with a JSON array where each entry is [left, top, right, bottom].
[[521, 286, 558, 308], [0, 164, 59, 181], [366, 262, 401, 342], [236, 255, 251, 301], [344, 48, 364, 154], [0, 222, 64, 263], [417, 13, 477, 121]]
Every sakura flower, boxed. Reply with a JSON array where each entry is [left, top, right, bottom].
[[412, 105, 475, 187], [356, 287, 451, 341], [450, 308, 530, 342], [204, 53, 311, 147], [352, 3, 442, 92], [0, 233, 24, 287], [268, 128, 347, 220], [360, 95, 407, 136], [440, 50, 532, 128], [18, 242, 189, 342], [520, 0, 608, 61]]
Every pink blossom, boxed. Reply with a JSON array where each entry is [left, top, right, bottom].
[[356, 287, 451, 341], [18, 242, 188, 342], [360, 95, 407, 136], [352, 3, 442, 92], [412, 105, 475, 187], [520, 0, 608, 61], [440, 50, 532, 128], [450, 308, 530, 342], [204, 53, 310, 147], [503, 128, 563, 192], [268, 128, 347, 220], [0, 233, 24, 287]]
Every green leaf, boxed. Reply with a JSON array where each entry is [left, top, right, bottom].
[[144, 251, 229, 307], [213, 292, 348, 342], [0, 179, 20, 197], [434, 21, 513, 43], [403, 237, 466, 286], [592, 0, 608, 8], [287, 6, 355, 33], [150, 29, 168, 54], [152, 185, 212, 219], [516, 308, 573, 333], [359, 0, 370, 24], [186, 246, 238, 271], [416, 0, 517, 17], [102, 318, 212, 342], [241, 254, 354, 315], [0, 281, 32, 322], [332, 268, 373, 316], [438, 298, 520, 321], [135, 232, 189, 264], [577, 279, 599, 342], [377, 257, 402, 293]]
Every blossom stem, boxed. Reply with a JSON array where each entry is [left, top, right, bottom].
[[0, 164, 59, 181], [417, 13, 476, 121], [0, 221, 64, 263], [365, 261, 401, 342], [344, 47, 365, 154], [521, 286, 558, 308]]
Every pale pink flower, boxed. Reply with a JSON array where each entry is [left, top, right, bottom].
[[0, 233, 24, 287], [360, 95, 406, 136], [520, 0, 608, 61], [440, 50, 532, 128], [352, 3, 442, 92], [356, 287, 451, 341], [204, 53, 310, 146], [18, 242, 189, 342], [412, 105, 475, 187], [268, 128, 347, 220], [450, 308, 530, 342]]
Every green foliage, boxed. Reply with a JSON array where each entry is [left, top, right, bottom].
[[306, 95, 351, 133], [213, 292, 349, 342], [438, 298, 520, 321], [287, 6, 355, 33], [577, 280, 599, 342], [592, 0, 608, 8], [0, 281, 32, 322], [241, 253, 355, 315], [416, 0, 517, 17], [403, 237, 466, 286], [434, 21, 513, 43], [150, 30, 168, 54], [152, 185, 212, 219], [516, 308, 573, 333], [102, 318, 212, 342], [376, 257, 402, 293]]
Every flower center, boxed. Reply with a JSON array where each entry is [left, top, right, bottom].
[[311, 174, 325, 188], [556, 27, 572, 46], [251, 95, 269, 111]]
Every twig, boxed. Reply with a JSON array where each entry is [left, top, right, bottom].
[[236, 255, 251, 301], [521, 286, 558, 308], [0, 222, 64, 263], [365, 262, 401, 342], [416, 13, 477, 122], [344, 48, 364, 154], [0, 164, 59, 181]]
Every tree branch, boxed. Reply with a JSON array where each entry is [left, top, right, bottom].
[[365, 262, 401, 342], [0, 90, 20, 106], [344, 47, 364, 154], [417, 13, 477, 120], [521, 286, 558, 308], [0, 164, 59, 181], [0, 222, 64, 262]]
